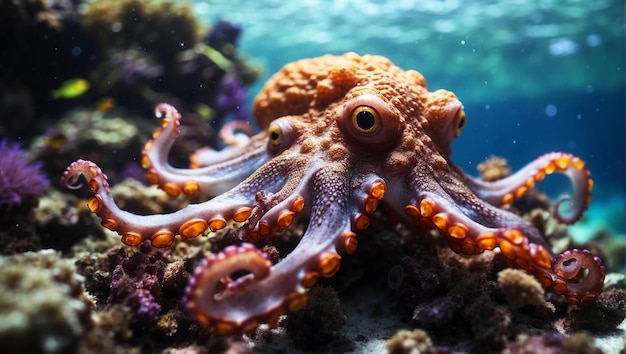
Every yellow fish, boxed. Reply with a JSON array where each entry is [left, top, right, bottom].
[[195, 103, 214, 120], [51, 78, 90, 99]]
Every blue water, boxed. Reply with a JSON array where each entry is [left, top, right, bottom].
[[193, 0, 625, 235]]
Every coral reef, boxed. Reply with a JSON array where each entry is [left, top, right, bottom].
[[107, 245, 166, 326], [79, 0, 259, 119], [1, 0, 260, 147], [29, 109, 144, 189], [0, 250, 92, 354]]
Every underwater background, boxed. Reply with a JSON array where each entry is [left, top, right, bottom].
[[197, 0, 625, 241], [0, 0, 625, 353]]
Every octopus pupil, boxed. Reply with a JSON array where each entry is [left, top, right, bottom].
[[270, 131, 280, 141], [356, 110, 375, 130]]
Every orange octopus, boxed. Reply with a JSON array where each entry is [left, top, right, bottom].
[[63, 53, 605, 335]]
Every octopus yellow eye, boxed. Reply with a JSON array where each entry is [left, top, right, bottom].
[[351, 106, 381, 133], [268, 124, 282, 146], [455, 109, 466, 135]]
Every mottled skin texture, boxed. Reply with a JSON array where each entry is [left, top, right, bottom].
[[62, 53, 605, 336]]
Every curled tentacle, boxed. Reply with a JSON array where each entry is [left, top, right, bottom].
[[547, 249, 605, 304], [185, 244, 275, 335], [190, 121, 255, 168], [399, 188, 604, 303], [61, 156, 295, 247], [463, 152, 592, 224], [185, 165, 355, 335], [142, 103, 270, 197]]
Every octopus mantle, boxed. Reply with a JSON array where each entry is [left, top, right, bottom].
[[63, 53, 605, 335]]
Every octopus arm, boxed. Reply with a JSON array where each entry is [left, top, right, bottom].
[[191, 120, 256, 166], [185, 165, 355, 335], [61, 155, 295, 248], [242, 159, 320, 242], [462, 152, 592, 224], [399, 176, 604, 304], [142, 103, 270, 196]]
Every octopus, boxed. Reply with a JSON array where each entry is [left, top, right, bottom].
[[62, 53, 605, 336]]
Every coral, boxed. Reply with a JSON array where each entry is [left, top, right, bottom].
[[107, 244, 166, 326], [463, 293, 513, 351], [563, 286, 626, 332], [204, 20, 242, 55], [0, 138, 50, 253], [80, 0, 202, 69], [503, 332, 601, 354], [284, 285, 350, 350], [79, 0, 259, 117], [32, 188, 107, 253], [0, 250, 92, 353], [477, 156, 512, 182], [75, 305, 139, 354], [386, 329, 434, 354], [216, 74, 251, 122], [0, 138, 49, 211], [30, 109, 145, 189], [497, 268, 551, 310], [412, 296, 457, 330]]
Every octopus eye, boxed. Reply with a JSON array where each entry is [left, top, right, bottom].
[[266, 119, 295, 153], [268, 124, 283, 146], [455, 109, 466, 135], [351, 106, 381, 133], [339, 93, 401, 146]]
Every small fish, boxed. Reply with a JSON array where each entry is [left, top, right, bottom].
[[42, 130, 69, 148], [51, 78, 90, 99], [195, 103, 214, 120], [95, 97, 116, 112]]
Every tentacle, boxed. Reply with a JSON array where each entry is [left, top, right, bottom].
[[61, 156, 295, 247], [549, 249, 605, 304], [244, 166, 311, 244], [401, 191, 604, 303], [226, 156, 315, 244], [463, 152, 592, 224], [190, 121, 255, 168], [142, 103, 270, 197], [185, 165, 375, 335], [348, 172, 387, 233]]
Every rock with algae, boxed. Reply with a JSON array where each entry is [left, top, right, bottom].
[[0, 250, 92, 353]]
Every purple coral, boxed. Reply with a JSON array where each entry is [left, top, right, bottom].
[[107, 244, 165, 325], [216, 75, 250, 121], [0, 138, 49, 210], [204, 20, 242, 49]]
